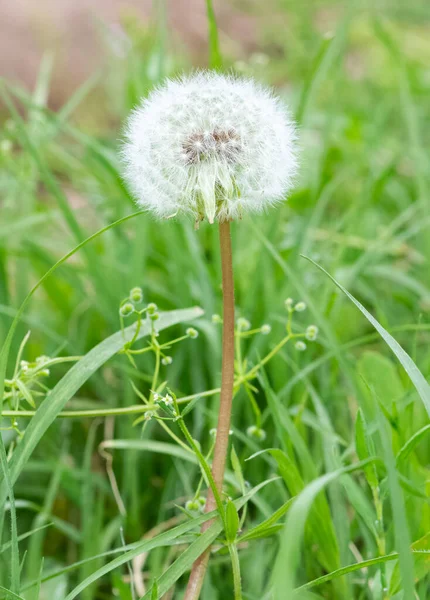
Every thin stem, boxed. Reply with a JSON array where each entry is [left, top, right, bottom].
[[1, 405, 156, 419], [185, 220, 235, 599], [228, 543, 243, 600]]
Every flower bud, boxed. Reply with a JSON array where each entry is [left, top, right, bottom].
[[162, 356, 173, 366], [185, 500, 200, 512], [211, 314, 222, 324], [149, 312, 160, 321], [285, 298, 294, 310], [246, 425, 267, 441], [120, 302, 134, 317], [261, 324, 271, 335], [147, 303, 158, 314], [305, 325, 318, 341], [237, 317, 251, 332], [295, 340, 306, 351], [294, 301, 306, 312], [186, 327, 199, 339], [130, 287, 143, 303]]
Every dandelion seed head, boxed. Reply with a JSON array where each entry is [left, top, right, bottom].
[[122, 71, 297, 223]]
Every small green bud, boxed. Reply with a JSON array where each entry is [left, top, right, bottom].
[[144, 410, 156, 421], [130, 287, 143, 303], [147, 303, 158, 314], [295, 340, 307, 351], [120, 302, 134, 317], [212, 314, 222, 324], [246, 425, 267, 441], [210, 428, 217, 437], [237, 317, 251, 331], [294, 301, 306, 312], [36, 355, 50, 365], [161, 356, 173, 366], [197, 496, 206, 508], [185, 500, 200, 512], [305, 325, 318, 341], [285, 297, 294, 310], [149, 312, 160, 321], [186, 327, 199, 339], [261, 324, 271, 335]]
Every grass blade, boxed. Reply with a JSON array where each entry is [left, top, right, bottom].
[[303, 256, 430, 418]]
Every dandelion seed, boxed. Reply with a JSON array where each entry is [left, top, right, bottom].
[[122, 72, 297, 223]]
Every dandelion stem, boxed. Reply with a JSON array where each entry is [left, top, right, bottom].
[[185, 220, 235, 599]]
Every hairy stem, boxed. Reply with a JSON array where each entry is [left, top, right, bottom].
[[185, 220, 235, 599]]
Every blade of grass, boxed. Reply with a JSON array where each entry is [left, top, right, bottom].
[[302, 256, 430, 418], [272, 459, 380, 599]]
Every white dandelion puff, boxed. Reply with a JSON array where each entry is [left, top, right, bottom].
[[122, 71, 298, 223]]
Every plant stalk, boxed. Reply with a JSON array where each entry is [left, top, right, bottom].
[[185, 220, 235, 599]]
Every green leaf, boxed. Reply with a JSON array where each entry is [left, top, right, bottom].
[[205, 0, 222, 70], [239, 498, 294, 543], [15, 379, 36, 409], [151, 580, 159, 600], [396, 424, 430, 466], [0, 307, 203, 507], [225, 500, 240, 544], [389, 533, 430, 594], [0, 586, 25, 600], [63, 479, 276, 600], [230, 445, 245, 495], [355, 409, 378, 489], [272, 458, 380, 599], [303, 256, 430, 419], [250, 448, 340, 574], [180, 395, 202, 418]]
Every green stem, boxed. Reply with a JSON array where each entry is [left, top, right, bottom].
[[176, 417, 225, 519], [2, 405, 155, 419], [228, 543, 242, 600]]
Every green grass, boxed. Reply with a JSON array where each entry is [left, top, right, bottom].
[[1, 1, 430, 599]]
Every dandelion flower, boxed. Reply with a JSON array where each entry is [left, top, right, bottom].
[[122, 71, 297, 223]]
